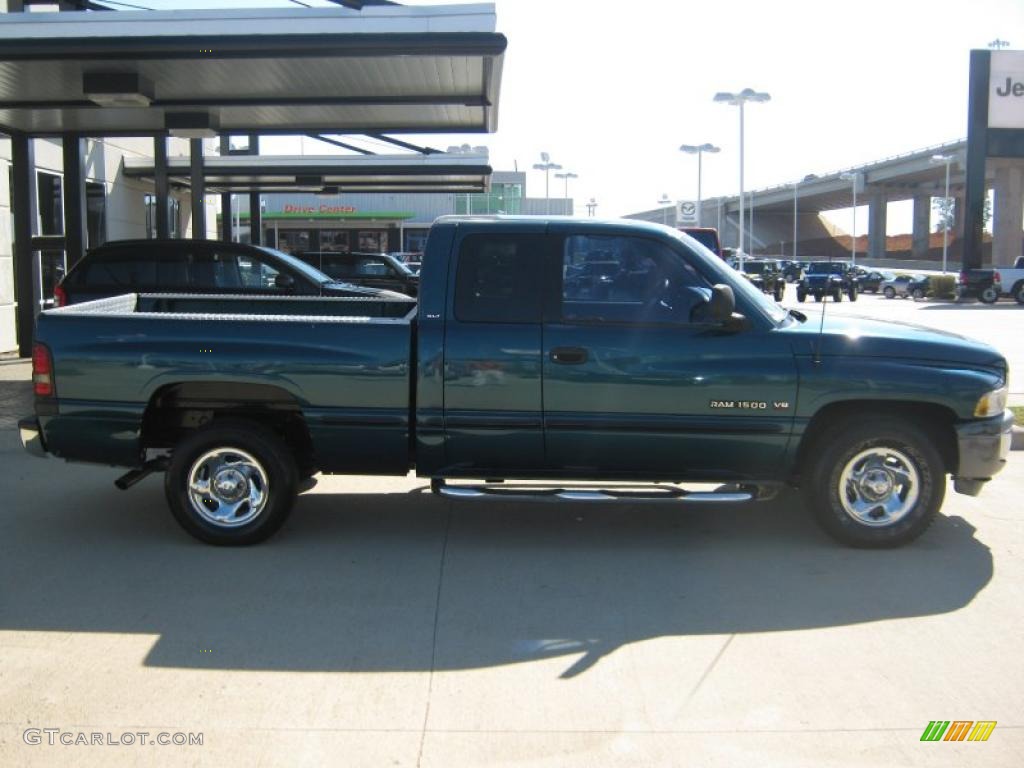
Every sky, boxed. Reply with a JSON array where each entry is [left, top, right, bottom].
[[73, 0, 1024, 232]]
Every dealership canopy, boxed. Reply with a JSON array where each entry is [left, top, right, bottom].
[[0, 4, 506, 136], [123, 150, 492, 194]]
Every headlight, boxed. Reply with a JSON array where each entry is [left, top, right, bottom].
[[974, 386, 1008, 418]]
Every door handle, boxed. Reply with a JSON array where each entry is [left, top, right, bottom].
[[550, 346, 588, 365]]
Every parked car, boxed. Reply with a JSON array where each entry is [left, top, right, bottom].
[[957, 269, 1001, 304], [22, 217, 1012, 549], [740, 259, 786, 301], [55, 239, 411, 306], [679, 227, 723, 259], [857, 269, 896, 294], [882, 274, 930, 300], [389, 251, 423, 275], [797, 261, 858, 302], [993, 256, 1024, 303], [780, 260, 804, 283], [296, 251, 419, 297]]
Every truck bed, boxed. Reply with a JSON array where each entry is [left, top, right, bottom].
[[35, 293, 416, 472]]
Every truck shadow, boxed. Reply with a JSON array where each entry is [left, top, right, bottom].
[[0, 451, 993, 678]]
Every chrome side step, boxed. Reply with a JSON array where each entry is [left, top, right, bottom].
[[431, 479, 753, 504]]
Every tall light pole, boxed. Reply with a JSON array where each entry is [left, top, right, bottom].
[[840, 171, 860, 267], [658, 193, 672, 225], [679, 143, 720, 227], [749, 190, 755, 255], [714, 88, 770, 270], [789, 181, 799, 260], [930, 154, 954, 274], [532, 152, 562, 215], [554, 171, 578, 215]]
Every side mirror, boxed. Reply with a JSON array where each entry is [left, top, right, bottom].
[[707, 283, 735, 322], [274, 272, 295, 291]]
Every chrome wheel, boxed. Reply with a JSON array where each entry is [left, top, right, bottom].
[[838, 447, 920, 527], [187, 447, 269, 528]]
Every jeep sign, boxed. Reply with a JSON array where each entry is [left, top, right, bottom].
[[989, 50, 1024, 129]]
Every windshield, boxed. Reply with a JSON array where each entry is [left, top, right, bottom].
[[808, 262, 846, 275], [671, 230, 788, 325], [743, 262, 768, 274], [256, 246, 336, 285]]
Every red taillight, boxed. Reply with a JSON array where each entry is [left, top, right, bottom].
[[959, 271, 968, 285], [54, 283, 67, 307], [32, 343, 54, 397], [993, 271, 1002, 284]]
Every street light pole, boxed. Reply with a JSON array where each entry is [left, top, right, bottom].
[[554, 171, 578, 215], [930, 154, 954, 274], [679, 143, 720, 227], [791, 181, 799, 260], [840, 172, 859, 267], [532, 152, 562, 215], [714, 88, 770, 270]]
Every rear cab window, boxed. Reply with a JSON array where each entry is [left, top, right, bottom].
[[453, 234, 543, 323]]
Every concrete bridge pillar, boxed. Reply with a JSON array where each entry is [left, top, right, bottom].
[[992, 163, 1024, 266], [911, 194, 931, 259], [868, 193, 887, 260]]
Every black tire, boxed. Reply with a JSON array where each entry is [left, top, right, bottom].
[[832, 287, 842, 302], [164, 420, 298, 545], [797, 288, 807, 303], [979, 287, 999, 304], [848, 285, 858, 302], [814, 293, 822, 302], [774, 284, 785, 302], [883, 286, 896, 299], [1013, 282, 1024, 305], [801, 417, 946, 547]]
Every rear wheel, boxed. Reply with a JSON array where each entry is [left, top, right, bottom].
[[802, 417, 945, 547], [980, 287, 999, 304], [883, 286, 896, 299], [848, 285, 858, 302], [814, 293, 822, 302], [773, 283, 785, 302], [1013, 282, 1024, 305], [797, 287, 807, 303], [165, 420, 298, 545], [832, 286, 842, 302], [912, 287, 925, 300]]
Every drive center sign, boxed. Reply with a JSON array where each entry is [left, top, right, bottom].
[[989, 50, 1024, 129]]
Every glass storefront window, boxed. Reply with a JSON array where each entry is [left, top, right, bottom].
[[276, 230, 310, 255], [319, 230, 350, 252], [356, 230, 386, 252]]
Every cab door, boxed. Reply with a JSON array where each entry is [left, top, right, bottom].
[[441, 227, 549, 475], [542, 227, 798, 481]]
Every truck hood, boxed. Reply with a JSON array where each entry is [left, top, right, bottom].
[[784, 313, 1006, 371]]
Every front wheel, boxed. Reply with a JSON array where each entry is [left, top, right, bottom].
[[883, 286, 896, 299], [797, 288, 807, 303], [912, 287, 925, 300], [164, 420, 298, 545], [848, 285, 858, 302], [832, 287, 842, 302], [802, 417, 945, 547], [773, 284, 785, 302], [980, 287, 999, 304], [1013, 282, 1024, 305]]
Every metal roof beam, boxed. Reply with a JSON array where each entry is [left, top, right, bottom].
[[365, 133, 442, 155], [306, 135, 376, 155]]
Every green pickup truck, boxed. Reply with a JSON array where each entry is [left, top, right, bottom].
[[20, 217, 1013, 547]]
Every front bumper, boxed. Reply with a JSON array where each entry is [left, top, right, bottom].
[[19, 416, 48, 459], [952, 409, 1014, 495]]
